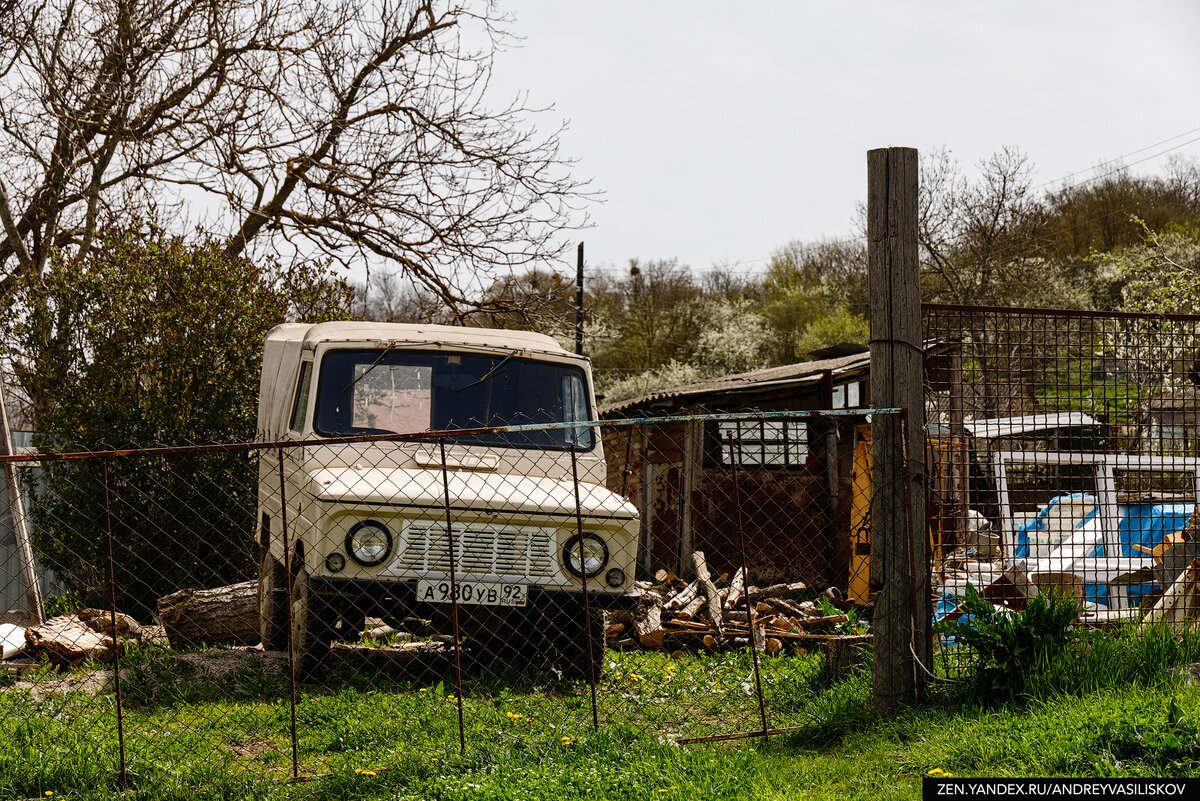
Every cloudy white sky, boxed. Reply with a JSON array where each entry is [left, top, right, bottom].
[[485, 0, 1200, 278]]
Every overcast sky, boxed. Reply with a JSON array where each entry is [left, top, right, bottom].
[[485, 0, 1200, 279]]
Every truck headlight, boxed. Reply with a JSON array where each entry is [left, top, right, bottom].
[[346, 520, 393, 567], [563, 534, 609, 578]]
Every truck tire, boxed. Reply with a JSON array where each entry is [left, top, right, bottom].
[[289, 557, 336, 675], [547, 600, 605, 683], [258, 549, 288, 651]]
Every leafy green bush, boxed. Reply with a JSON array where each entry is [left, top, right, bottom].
[[936, 583, 1080, 704], [6, 227, 350, 617]]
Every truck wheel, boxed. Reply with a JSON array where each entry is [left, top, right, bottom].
[[548, 601, 605, 683], [289, 560, 336, 674], [258, 549, 288, 651]]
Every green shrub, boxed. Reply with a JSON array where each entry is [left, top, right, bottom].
[[7, 227, 350, 617], [936, 583, 1080, 704]]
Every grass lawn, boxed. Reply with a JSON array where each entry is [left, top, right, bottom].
[[3, 635, 1200, 801]]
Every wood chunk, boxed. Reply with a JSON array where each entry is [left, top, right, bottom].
[[701, 634, 718, 649], [675, 594, 706, 621], [826, 634, 873, 678], [765, 637, 783, 655], [691, 551, 725, 640], [745, 582, 808, 603], [765, 598, 810, 619], [77, 608, 143, 639], [654, 569, 673, 584], [633, 600, 665, 649], [723, 568, 746, 611], [666, 580, 700, 611], [157, 580, 260, 648], [794, 613, 849, 629], [25, 615, 117, 666]]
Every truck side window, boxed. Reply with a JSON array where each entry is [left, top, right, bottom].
[[289, 362, 313, 433]]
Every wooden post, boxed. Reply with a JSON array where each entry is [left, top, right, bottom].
[[0, 375, 42, 625], [819, 371, 839, 588], [639, 433, 655, 575], [948, 345, 969, 549], [867, 147, 926, 712], [575, 242, 585, 356], [679, 415, 703, 578]]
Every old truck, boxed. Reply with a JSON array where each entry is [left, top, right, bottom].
[[255, 321, 639, 676]]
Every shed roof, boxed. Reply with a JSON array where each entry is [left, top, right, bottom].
[[600, 352, 871, 417]]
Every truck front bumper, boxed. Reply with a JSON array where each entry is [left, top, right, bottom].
[[311, 576, 640, 612]]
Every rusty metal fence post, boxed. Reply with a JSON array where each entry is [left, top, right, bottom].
[[569, 442, 601, 731], [277, 446, 301, 780], [438, 440, 467, 754], [99, 458, 128, 790], [727, 430, 769, 741]]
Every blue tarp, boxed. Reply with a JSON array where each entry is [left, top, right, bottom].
[[1009, 495, 1191, 608]]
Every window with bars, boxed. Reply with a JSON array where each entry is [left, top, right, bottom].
[[716, 420, 809, 468]]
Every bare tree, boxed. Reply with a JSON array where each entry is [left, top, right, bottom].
[[0, 0, 587, 310], [919, 146, 1046, 306]]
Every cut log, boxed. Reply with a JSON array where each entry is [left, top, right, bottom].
[[633, 600, 665, 649], [77, 608, 143, 639], [765, 637, 783, 655], [701, 634, 718, 649], [766, 598, 813, 619], [675, 594, 706, 621], [654, 569, 673, 584], [745, 582, 808, 603], [793, 613, 849, 629], [25, 615, 118, 666], [157, 580, 260, 648], [725, 610, 777, 626], [827, 634, 873, 678], [723, 568, 746, 611], [666, 580, 700, 611], [665, 619, 713, 631], [691, 551, 724, 640]]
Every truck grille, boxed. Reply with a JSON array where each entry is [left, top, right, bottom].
[[385, 521, 556, 580]]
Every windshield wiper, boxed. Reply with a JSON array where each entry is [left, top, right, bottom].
[[455, 350, 518, 393], [339, 344, 423, 395]]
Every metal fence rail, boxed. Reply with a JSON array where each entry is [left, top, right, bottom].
[[1, 410, 900, 791]]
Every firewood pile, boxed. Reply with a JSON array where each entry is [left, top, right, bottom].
[[606, 550, 859, 655]]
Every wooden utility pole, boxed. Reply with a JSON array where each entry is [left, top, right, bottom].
[[575, 242, 585, 356], [867, 147, 927, 712], [0, 373, 42, 625]]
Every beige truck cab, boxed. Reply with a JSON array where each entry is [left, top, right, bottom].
[[256, 321, 638, 676]]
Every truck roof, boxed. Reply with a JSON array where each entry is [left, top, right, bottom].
[[266, 321, 573, 357]]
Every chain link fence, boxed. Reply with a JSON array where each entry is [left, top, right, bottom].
[[1, 409, 902, 791], [924, 303, 1200, 674]]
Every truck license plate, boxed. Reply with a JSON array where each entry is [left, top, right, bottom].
[[416, 579, 527, 607]]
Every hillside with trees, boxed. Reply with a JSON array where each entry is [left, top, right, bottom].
[[355, 151, 1200, 403]]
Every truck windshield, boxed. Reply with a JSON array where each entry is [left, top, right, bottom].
[[313, 348, 595, 450]]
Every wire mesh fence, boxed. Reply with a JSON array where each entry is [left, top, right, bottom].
[[1, 409, 901, 792], [924, 303, 1200, 674]]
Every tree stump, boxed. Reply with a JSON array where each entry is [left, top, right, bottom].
[[826, 634, 873, 679]]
